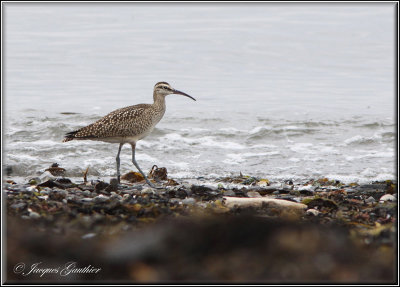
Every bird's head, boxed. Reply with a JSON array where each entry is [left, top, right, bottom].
[[153, 82, 196, 101]]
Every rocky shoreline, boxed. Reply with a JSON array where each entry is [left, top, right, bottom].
[[5, 171, 397, 283]]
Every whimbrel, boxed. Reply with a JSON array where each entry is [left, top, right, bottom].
[[63, 82, 196, 188]]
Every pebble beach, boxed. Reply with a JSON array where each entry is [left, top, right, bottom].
[[5, 167, 397, 283]]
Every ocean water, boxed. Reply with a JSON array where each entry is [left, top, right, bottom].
[[3, 3, 396, 183]]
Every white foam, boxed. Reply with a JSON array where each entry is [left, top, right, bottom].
[[162, 134, 246, 150], [343, 133, 382, 146], [361, 167, 377, 177], [249, 126, 270, 134], [288, 143, 315, 154], [167, 160, 189, 169], [8, 154, 39, 161], [223, 153, 246, 164], [218, 127, 243, 133]]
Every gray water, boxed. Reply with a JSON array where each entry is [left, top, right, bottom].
[[4, 3, 396, 183]]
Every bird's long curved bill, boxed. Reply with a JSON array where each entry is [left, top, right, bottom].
[[173, 89, 196, 101]]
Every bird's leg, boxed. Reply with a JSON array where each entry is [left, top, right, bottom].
[[116, 143, 124, 183], [131, 143, 162, 189]]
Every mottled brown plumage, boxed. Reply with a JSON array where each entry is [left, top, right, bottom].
[[63, 82, 196, 188], [63, 104, 156, 142]]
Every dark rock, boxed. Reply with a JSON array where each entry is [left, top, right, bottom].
[[38, 179, 66, 189], [223, 190, 235, 197], [95, 181, 109, 192], [306, 198, 338, 210], [167, 188, 188, 199], [49, 189, 67, 201], [5, 166, 13, 176], [105, 179, 118, 192], [10, 202, 27, 210]]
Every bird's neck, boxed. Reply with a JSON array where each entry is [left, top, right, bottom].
[[153, 93, 166, 111]]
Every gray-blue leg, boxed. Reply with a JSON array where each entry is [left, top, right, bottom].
[[116, 143, 123, 183], [130, 143, 158, 188]]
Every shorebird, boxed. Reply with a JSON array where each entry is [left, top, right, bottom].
[[63, 82, 196, 188]]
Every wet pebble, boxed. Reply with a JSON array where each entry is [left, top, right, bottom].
[[39, 188, 51, 195], [365, 196, 376, 203], [247, 191, 262, 198], [93, 195, 110, 203], [49, 189, 67, 200], [141, 188, 155, 195], [110, 193, 123, 201], [344, 188, 357, 193], [82, 190, 91, 197], [81, 197, 93, 202], [38, 171, 55, 182], [26, 186, 38, 192], [122, 194, 131, 202], [379, 194, 396, 202], [105, 179, 119, 192], [223, 190, 236, 197], [95, 181, 109, 191], [82, 233, 97, 239], [29, 211, 40, 219], [306, 209, 320, 216], [182, 198, 196, 205], [298, 185, 316, 194], [169, 198, 182, 204], [10, 202, 27, 210]]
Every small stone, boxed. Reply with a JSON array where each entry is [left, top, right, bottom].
[[10, 202, 27, 210], [256, 179, 269, 187], [298, 185, 316, 194], [29, 211, 41, 219], [38, 171, 55, 182], [95, 181, 109, 191], [306, 208, 320, 216], [223, 190, 235, 197], [82, 190, 91, 197], [182, 198, 196, 205], [122, 194, 131, 201], [365, 196, 376, 203], [39, 188, 51, 195], [81, 233, 97, 239], [169, 198, 182, 204], [49, 189, 67, 201], [26, 186, 38, 192], [93, 194, 109, 203], [379, 194, 396, 202], [110, 193, 122, 201], [28, 178, 40, 185], [141, 188, 155, 195], [344, 188, 357, 193], [247, 191, 262, 198], [109, 178, 119, 187]]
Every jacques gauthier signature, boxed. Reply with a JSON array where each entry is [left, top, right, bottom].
[[13, 261, 101, 277]]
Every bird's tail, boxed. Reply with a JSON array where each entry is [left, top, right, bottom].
[[63, 130, 79, 142]]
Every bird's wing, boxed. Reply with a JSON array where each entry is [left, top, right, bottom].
[[65, 104, 151, 140]]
